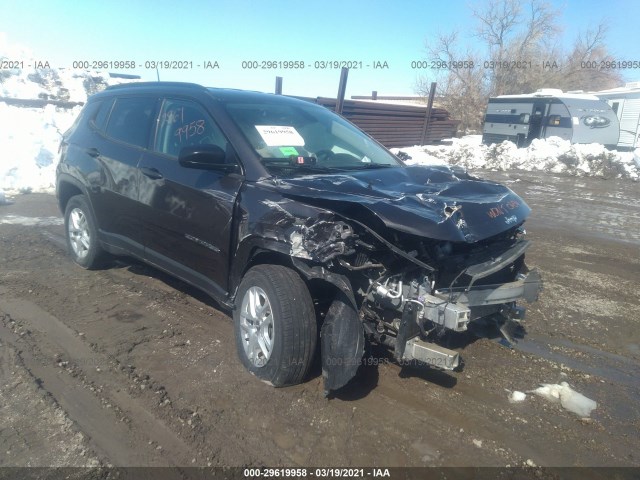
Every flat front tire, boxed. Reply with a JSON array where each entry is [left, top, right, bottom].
[[64, 194, 105, 269], [234, 265, 317, 387]]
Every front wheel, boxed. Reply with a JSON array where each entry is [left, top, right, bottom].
[[233, 265, 317, 387], [64, 194, 105, 269]]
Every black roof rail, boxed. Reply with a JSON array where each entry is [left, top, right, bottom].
[[104, 81, 206, 91]]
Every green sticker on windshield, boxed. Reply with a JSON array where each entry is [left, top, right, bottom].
[[279, 146, 299, 156]]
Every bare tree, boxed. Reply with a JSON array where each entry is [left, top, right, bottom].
[[418, 32, 488, 133], [560, 24, 623, 92], [418, 0, 622, 133]]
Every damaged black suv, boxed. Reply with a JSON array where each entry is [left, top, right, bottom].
[[56, 82, 541, 393]]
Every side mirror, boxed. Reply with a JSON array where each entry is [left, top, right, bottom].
[[178, 144, 239, 172]]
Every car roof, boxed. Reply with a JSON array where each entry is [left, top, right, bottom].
[[96, 81, 310, 107]]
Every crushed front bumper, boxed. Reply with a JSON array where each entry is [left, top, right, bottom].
[[398, 256, 542, 369], [433, 266, 542, 307]]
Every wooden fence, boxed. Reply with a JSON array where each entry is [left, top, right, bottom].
[[300, 97, 460, 148]]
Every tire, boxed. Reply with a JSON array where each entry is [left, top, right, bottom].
[[233, 265, 317, 387], [63, 194, 105, 269]]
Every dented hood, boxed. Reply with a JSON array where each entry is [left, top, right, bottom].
[[273, 165, 531, 243]]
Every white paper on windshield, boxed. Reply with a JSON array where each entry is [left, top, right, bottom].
[[255, 125, 305, 146]]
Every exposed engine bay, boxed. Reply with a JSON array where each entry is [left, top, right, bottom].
[[291, 213, 540, 392], [268, 165, 543, 393]]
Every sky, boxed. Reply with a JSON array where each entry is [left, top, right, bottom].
[[2, 0, 639, 98]]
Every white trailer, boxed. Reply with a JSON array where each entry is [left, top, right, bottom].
[[482, 89, 620, 148], [595, 82, 640, 150]]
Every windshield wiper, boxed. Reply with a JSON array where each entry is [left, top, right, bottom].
[[290, 164, 335, 173], [261, 158, 337, 174], [341, 163, 397, 170]]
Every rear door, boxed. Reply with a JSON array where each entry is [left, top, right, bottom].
[[89, 95, 159, 253], [138, 97, 243, 297]]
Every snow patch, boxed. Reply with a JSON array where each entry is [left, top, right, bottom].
[[530, 382, 597, 418], [0, 215, 63, 226], [397, 136, 640, 181], [508, 391, 527, 403]]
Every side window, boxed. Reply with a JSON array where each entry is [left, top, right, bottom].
[[64, 101, 98, 137], [548, 115, 562, 126], [105, 96, 157, 148], [154, 98, 227, 158], [519, 113, 530, 124]]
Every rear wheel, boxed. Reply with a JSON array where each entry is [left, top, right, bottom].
[[64, 195, 105, 269], [234, 265, 317, 386]]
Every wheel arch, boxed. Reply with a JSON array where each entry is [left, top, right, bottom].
[[56, 174, 90, 215], [230, 240, 346, 310]]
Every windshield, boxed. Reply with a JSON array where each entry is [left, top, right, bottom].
[[222, 99, 402, 176]]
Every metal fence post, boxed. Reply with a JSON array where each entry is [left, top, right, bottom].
[[420, 82, 437, 145], [335, 68, 349, 114]]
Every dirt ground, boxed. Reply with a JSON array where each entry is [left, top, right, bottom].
[[0, 171, 639, 473]]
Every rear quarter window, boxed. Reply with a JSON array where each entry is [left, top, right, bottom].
[[64, 100, 103, 138], [92, 98, 114, 132]]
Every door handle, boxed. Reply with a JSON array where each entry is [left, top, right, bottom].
[[86, 147, 100, 158], [140, 167, 164, 180]]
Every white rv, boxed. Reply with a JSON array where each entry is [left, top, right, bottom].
[[482, 89, 620, 148], [595, 82, 640, 150]]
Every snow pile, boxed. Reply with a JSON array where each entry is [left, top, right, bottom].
[[0, 36, 138, 193], [395, 135, 640, 181], [0, 103, 82, 192], [1, 34, 134, 104], [530, 382, 598, 418], [392, 145, 447, 166], [0, 67, 131, 104]]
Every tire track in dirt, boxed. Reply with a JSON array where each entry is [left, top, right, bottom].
[[0, 290, 198, 467], [0, 335, 100, 467]]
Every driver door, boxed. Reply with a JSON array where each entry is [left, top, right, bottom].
[[138, 97, 242, 297]]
